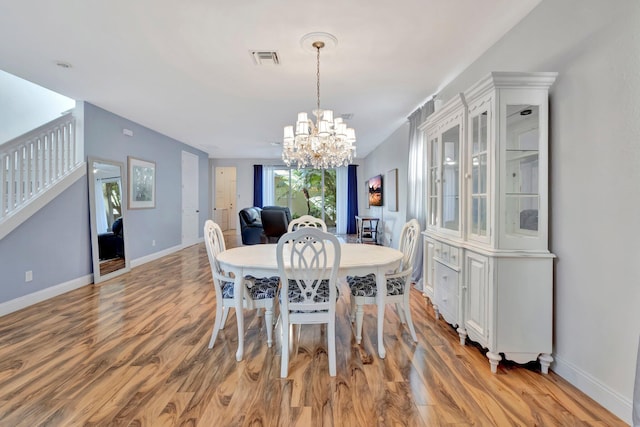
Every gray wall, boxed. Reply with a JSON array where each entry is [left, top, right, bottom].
[[0, 178, 91, 300], [85, 103, 209, 258], [0, 102, 209, 304], [364, 0, 639, 422], [360, 122, 410, 248]]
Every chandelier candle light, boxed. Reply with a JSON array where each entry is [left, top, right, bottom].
[[282, 34, 356, 168]]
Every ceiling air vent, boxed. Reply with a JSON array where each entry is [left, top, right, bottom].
[[250, 51, 280, 65], [340, 113, 354, 120]]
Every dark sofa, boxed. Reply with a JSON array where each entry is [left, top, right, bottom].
[[261, 206, 291, 243], [239, 206, 293, 245], [239, 207, 264, 245], [98, 217, 124, 260]]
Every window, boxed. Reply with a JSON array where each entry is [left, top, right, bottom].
[[271, 168, 337, 229]]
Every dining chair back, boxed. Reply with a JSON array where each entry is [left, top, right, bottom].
[[204, 220, 279, 350], [347, 218, 421, 350], [397, 218, 421, 273], [287, 215, 327, 232], [276, 227, 341, 377]]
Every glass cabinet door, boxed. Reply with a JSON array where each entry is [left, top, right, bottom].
[[427, 135, 439, 228], [470, 111, 488, 238], [441, 125, 460, 231], [505, 105, 540, 236]]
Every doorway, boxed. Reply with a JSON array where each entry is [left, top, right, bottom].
[[181, 151, 199, 247], [214, 166, 237, 231]]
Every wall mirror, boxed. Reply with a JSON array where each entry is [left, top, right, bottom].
[[88, 157, 130, 283]]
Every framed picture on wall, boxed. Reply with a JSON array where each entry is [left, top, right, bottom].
[[368, 174, 383, 207], [128, 156, 156, 209]]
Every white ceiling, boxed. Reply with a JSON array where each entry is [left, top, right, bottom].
[[0, 0, 541, 159]]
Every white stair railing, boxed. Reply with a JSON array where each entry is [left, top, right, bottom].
[[1, 113, 78, 221]]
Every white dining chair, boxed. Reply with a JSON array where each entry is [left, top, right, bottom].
[[203, 220, 280, 349], [277, 227, 341, 377], [347, 218, 421, 347], [287, 215, 328, 232]]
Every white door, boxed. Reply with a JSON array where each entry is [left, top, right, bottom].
[[182, 151, 199, 246], [215, 167, 237, 231]]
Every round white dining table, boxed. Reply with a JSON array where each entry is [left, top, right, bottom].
[[216, 242, 403, 361]]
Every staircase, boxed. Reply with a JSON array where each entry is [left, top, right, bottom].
[[0, 113, 85, 240]]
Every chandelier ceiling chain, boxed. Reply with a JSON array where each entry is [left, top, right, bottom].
[[315, 41, 321, 120], [282, 35, 356, 169]]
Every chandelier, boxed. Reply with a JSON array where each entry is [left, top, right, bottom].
[[282, 35, 356, 169]]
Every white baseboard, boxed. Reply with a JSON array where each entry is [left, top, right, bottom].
[[0, 274, 93, 317], [553, 355, 632, 425], [130, 244, 184, 268]]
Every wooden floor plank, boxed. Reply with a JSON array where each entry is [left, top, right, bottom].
[[0, 240, 627, 427]]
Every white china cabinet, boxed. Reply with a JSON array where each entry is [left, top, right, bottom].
[[421, 72, 557, 373], [421, 94, 466, 341]]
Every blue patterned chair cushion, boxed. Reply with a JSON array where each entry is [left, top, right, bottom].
[[280, 279, 339, 312], [221, 276, 280, 300], [286, 279, 338, 303], [347, 273, 406, 297], [221, 281, 235, 299], [280, 279, 339, 313]]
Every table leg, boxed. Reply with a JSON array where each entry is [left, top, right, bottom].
[[376, 268, 386, 359], [234, 273, 244, 361]]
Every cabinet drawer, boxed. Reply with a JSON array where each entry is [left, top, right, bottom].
[[433, 242, 460, 267], [440, 244, 450, 263], [434, 262, 459, 325], [448, 246, 460, 267], [434, 241, 451, 263], [434, 242, 443, 259]]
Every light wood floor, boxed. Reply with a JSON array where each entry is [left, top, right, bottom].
[[0, 238, 624, 426]]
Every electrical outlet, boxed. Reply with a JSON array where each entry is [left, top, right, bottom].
[[152, 240, 156, 247], [25, 270, 33, 282]]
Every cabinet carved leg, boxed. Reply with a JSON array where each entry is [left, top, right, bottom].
[[487, 351, 501, 373], [539, 353, 553, 374], [433, 304, 439, 320], [456, 326, 467, 346]]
